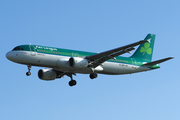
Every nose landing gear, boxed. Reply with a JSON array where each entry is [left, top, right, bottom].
[[26, 65, 31, 76]]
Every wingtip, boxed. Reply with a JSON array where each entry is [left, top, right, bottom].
[[169, 57, 174, 59], [140, 40, 148, 43]]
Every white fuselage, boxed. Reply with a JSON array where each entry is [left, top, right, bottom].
[[6, 51, 150, 75]]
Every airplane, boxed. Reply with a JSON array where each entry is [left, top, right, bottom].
[[6, 34, 173, 86]]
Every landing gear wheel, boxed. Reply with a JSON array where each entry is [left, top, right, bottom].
[[69, 80, 77, 87], [90, 74, 93, 79], [90, 73, 98, 79], [26, 72, 31, 76]]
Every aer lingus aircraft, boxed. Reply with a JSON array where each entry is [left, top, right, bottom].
[[6, 34, 173, 86]]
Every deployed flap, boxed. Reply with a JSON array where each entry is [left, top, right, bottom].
[[143, 57, 174, 67]]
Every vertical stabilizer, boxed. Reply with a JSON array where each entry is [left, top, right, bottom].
[[130, 34, 155, 62]]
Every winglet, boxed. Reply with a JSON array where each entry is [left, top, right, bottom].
[[147, 38, 151, 43]]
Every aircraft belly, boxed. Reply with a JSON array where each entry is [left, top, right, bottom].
[[100, 62, 130, 74], [100, 62, 150, 75]]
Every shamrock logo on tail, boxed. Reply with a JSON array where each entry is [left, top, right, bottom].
[[140, 43, 152, 55]]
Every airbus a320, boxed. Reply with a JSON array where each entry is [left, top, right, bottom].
[[6, 34, 173, 86]]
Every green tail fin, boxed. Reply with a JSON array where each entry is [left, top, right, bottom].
[[130, 34, 155, 62]]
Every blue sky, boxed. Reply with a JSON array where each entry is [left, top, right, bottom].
[[1, 0, 179, 120]]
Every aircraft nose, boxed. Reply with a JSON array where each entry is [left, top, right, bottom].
[[6, 51, 12, 61]]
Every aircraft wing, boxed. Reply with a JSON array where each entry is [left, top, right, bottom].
[[143, 57, 174, 67], [86, 40, 148, 68]]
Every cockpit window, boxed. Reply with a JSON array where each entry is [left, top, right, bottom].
[[12, 47, 18, 50], [12, 47, 24, 51]]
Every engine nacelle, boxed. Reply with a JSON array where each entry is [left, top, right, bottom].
[[56, 57, 70, 68], [38, 69, 57, 81], [69, 57, 89, 68]]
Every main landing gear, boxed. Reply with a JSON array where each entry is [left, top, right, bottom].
[[68, 74, 77, 87], [89, 68, 98, 79], [67, 72, 98, 87], [26, 65, 31, 76], [89, 72, 98, 79]]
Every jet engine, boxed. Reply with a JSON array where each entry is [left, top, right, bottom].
[[69, 57, 89, 68], [38, 69, 57, 81], [56, 58, 69, 68]]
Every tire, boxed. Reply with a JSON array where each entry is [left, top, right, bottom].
[[26, 72, 31, 76], [69, 80, 77, 86]]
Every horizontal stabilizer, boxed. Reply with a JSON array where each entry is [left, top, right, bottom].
[[143, 57, 174, 67]]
